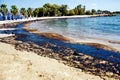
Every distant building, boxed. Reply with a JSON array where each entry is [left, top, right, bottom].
[[95, 11, 103, 14], [102, 10, 111, 14]]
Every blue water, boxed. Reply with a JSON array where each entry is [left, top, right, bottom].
[[29, 15, 120, 43]]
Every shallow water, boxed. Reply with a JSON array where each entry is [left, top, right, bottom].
[[28, 15, 120, 48]]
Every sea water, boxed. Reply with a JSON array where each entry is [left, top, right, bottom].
[[28, 15, 120, 48]]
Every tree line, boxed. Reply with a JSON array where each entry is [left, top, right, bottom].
[[0, 3, 114, 18]]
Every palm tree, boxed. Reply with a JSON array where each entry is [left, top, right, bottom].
[[77, 4, 82, 15], [0, 4, 8, 14], [91, 9, 96, 15], [27, 8, 33, 17], [0, 4, 8, 20], [11, 5, 18, 16], [0, 4, 7, 10], [20, 8, 26, 16], [0, 8, 2, 12]]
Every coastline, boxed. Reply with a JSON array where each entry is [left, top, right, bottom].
[[1, 14, 119, 52], [0, 15, 120, 80], [24, 25, 120, 53], [0, 1, 119, 80]]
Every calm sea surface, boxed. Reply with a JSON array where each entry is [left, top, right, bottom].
[[29, 15, 120, 46]]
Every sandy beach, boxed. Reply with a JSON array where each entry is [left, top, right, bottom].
[[0, 0, 120, 79], [0, 14, 109, 25], [0, 42, 105, 80]]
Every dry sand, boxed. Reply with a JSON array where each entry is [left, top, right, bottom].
[[0, 34, 14, 38], [0, 15, 103, 25], [0, 42, 106, 80]]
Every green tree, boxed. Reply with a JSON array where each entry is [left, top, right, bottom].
[[0, 8, 2, 12], [74, 4, 85, 15], [113, 11, 120, 14], [80, 8, 85, 15], [91, 9, 96, 15], [38, 7, 47, 17], [85, 10, 91, 15], [83, 5, 86, 15], [57, 11, 62, 16], [53, 4, 60, 16], [68, 10, 75, 16], [27, 8, 33, 17], [43, 3, 52, 16], [51, 4, 58, 16], [43, 3, 60, 16], [38, 7, 43, 17], [11, 5, 18, 16], [74, 8, 78, 15], [5, 8, 8, 14], [97, 9, 102, 13], [42, 7, 47, 16], [20, 8, 26, 16], [0, 4, 7, 10], [33, 8, 39, 17], [59, 5, 68, 16], [77, 4, 82, 15], [0, 4, 8, 14]]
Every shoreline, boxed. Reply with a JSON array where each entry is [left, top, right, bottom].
[[0, 14, 113, 25], [1, 15, 120, 52], [0, 33, 120, 80], [0, 15, 120, 79], [0, 42, 105, 80], [0, 36, 120, 80], [24, 25, 120, 53]]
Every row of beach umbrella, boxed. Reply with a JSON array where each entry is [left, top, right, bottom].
[[0, 11, 23, 21]]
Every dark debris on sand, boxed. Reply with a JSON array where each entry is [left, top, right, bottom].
[[0, 36, 120, 80]]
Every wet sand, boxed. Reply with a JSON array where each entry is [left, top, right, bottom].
[[24, 26, 120, 52]]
